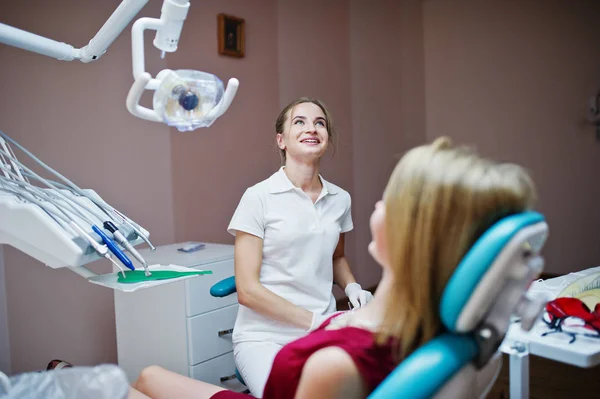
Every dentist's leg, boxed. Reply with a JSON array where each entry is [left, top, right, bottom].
[[234, 342, 283, 398]]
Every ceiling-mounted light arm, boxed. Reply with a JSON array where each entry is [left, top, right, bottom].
[[0, 0, 150, 63], [131, 18, 164, 91], [79, 0, 151, 63], [0, 23, 79, 61], [0, 0, 240, 131], [126, 72, 162, 122]]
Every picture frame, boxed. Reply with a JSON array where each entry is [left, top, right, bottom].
[[218, 13, 245, 58]]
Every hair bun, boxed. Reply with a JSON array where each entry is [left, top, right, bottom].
[[431, 136, 452, 150]]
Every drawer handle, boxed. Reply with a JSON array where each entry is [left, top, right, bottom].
[[218, 328, 234, 337], [220, 373, 237, 383]]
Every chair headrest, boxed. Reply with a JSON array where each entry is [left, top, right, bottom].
[[367, 334, 478, 399], [440, 211, 548, 333]]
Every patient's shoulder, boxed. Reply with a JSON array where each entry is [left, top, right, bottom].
[[294, 347, 367, 399]]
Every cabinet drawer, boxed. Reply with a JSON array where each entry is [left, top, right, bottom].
[[186, 259, 237, 317], [189, 351, 246, 392], [189, 352, 246, 392], [187, 304, 238, 365]]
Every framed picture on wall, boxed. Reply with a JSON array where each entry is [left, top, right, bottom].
[[218, 13, 245, 58]]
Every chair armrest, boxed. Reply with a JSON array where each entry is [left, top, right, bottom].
[[368, 334, 478, 399], [210, 276, 237, 297]]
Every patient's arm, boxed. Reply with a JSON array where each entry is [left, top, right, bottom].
[[294, 347, 367, 399]]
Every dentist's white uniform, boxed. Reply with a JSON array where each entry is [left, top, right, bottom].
[[227, 167, 353, 397]]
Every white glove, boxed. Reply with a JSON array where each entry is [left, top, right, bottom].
[[345, 283, 373, 309]]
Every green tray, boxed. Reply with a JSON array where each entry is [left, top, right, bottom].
[[117, 270, 212, 284]]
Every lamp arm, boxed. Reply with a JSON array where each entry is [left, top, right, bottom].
[[0, 0, 150, 63]]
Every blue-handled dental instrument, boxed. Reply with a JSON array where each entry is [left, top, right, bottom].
[[92, 225, 135, 273]]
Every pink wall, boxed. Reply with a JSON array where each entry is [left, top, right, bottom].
[[170, 0, 363, 298], [277, 0, 355, 295], [0, 0, 175, 373], [170, 0, 280, 246], [423, 0, 600, 274], [349, 0, 426, 288]]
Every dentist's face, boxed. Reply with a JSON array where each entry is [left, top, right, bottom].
[[277, 102, 329, 163], [369, 200, 389, 268]]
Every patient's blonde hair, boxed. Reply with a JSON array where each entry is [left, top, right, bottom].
[[377, 137, 536, 360]]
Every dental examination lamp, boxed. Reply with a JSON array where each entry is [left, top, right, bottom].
[[0, 0, 240, 131]]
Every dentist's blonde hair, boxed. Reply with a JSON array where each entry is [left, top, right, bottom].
[[378, 137, 536, 360]]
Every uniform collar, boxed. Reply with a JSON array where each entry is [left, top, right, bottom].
[[269, 166, 339, 195]]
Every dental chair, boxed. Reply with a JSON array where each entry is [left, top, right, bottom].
[[210, 211, 549, 398]]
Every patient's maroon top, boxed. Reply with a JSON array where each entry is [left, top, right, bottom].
[[211, 314, 397, 399]]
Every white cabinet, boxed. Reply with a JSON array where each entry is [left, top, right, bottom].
[[114, 242, 244, 392]]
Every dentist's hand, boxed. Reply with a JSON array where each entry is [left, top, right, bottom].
[[345, 283, 373, 309]]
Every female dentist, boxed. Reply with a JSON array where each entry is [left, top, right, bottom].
[[227, 98, 372, 397]]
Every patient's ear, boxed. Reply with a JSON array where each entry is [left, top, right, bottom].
[[368, 201, 389, 269], [294, 347, 366, 399]]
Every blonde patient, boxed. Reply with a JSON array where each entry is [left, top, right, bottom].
[[128, 137, 536, 399]]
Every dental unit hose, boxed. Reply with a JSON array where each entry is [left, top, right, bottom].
[[0, 171, 96, 228], [0, 183, 128, 277], [1, 171, 137, 276], [1, 182, 129, 278], [0, 148, 136, 278], [0, 155, 103, 226], [0, 131, 156, 250], [0, 149, 98, 218], [0, 144, 115, 225], [0, 186, 72, 226]]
